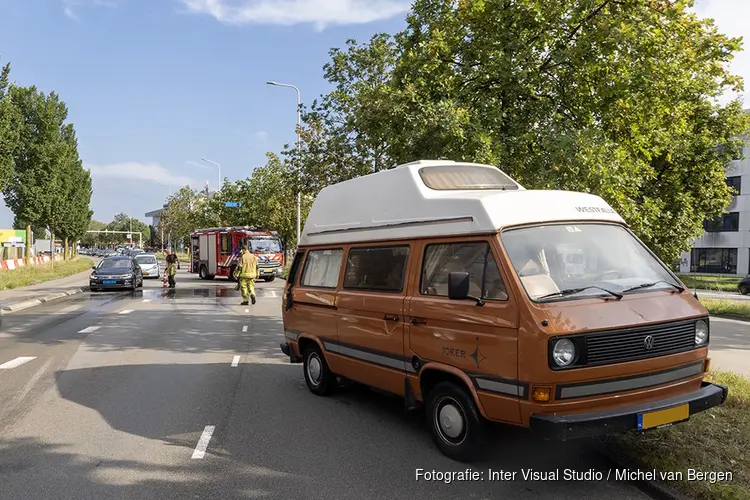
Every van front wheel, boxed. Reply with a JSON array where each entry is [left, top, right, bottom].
[[426, 381, 486, 462], [303, 344, 335, 396]]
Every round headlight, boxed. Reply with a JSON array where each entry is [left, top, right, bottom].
[[552, 338, 576, 367], [695, 320, 708, 345]]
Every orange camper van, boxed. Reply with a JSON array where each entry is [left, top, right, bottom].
[[280, 159, 727, 462]]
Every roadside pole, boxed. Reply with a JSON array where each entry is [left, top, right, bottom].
[[25, 225, 31, 266]]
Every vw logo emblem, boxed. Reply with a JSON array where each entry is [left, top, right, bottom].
[[643, 335, 655, 350]]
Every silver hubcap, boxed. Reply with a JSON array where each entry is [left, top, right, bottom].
[[438, 402, 464, 439], [307, 354, 322, 385]]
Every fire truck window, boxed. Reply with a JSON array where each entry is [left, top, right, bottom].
[[220, 234, 231, 256]]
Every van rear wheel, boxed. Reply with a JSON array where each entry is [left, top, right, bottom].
[[426, 381, 487, 462], [303, 344, 335, 396]]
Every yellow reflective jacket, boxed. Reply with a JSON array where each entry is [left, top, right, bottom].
[[238, 250, 258, 279], [166, 262, 176, 276]]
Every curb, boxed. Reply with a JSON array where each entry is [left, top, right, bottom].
[[594, 443, 690, 500], [710, 313, 750, 323], [0, 286, 89, 314]]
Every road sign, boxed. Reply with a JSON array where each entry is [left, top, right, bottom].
[[225, 202, 242, 208], [126, 233, 132, 239]]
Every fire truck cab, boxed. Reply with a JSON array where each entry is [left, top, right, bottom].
[[189, 227, 285, 282]]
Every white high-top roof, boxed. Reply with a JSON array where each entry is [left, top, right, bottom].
[[300, 160, 625, 246]]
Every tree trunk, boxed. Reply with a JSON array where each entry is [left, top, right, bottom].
[[64, 237, 69, 260], [25, 225, 32, 265]]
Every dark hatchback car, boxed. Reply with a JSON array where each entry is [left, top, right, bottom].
[[739, 276, 750, 295], [90, 255, 144, 291]]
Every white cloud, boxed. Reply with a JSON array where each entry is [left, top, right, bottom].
[[85, 161, 201, 189], [692, 0, 750, 105], [179, 0, 410, 30], [62, 0, 117, 21], [254, 130, 268, 139]]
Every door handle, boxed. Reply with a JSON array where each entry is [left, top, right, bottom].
[[410, 318, 427, 325], [384, 315, 399, 321]]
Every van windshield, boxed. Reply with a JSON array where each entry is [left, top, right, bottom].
[[500, 223, 681, 302]]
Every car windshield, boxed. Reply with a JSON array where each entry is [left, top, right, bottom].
[[500, 223, 681, 302], [100, 258, 132, 269], [136, 255, 157, 264], [250, 238, 281, 253]]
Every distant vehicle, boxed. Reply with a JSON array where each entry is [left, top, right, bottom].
[[90, 255, 144, 291], [189, 227, 285, 282], [738, 276, 750, 295], [134, 253, 160, 279]]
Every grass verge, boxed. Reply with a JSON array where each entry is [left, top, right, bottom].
[[0, 258, 93, 290], [603, 370, 750, 500], [699, 298, 750, 319], [679, 274, 739, 293]]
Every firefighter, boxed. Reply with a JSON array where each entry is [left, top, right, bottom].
[[237, 242, 258, 305], [166, 248, 180, 288]]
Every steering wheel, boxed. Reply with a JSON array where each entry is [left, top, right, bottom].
[[600, 270, 623, 280]]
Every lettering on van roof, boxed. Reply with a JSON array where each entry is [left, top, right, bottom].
[[574, 206, 616, 214]]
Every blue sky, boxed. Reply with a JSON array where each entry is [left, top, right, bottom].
[[0, 0, 747, 229], [0, 0, 411, 227]]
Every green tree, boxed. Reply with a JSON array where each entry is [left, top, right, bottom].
[[298, 0, 750, 263], [0, 60, 18, 192], [106, 212, 150, 246], [80, 219, 107, 247]]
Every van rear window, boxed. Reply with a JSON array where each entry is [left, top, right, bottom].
[[418, 165, 518, 191], [344, 246, 410, 292]]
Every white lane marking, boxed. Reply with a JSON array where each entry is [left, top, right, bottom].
[[191, 425, 216, 459], [0, 357, 37, 370], [242, 325, 248, 332], [78, 326, 100, 334], [119, 310, 134, 315], [142, 299, 151, 303], [231, 355, 241, 367], [245, 309, 249, 313]]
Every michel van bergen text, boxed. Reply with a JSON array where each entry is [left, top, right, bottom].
[[415, 469, 733, 484]]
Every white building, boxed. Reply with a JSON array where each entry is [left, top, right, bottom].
[[679, 140, 749, 276]]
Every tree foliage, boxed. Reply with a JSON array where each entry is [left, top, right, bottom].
[[290, 0, 750, 263], [1, 61, 93, 256]]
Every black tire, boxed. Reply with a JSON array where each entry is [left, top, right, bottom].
[[303, 344, 336, 396], [741, 287, 749, 296], [264, 275, 275, 282], [229, 265, 238, 282], [425, 381, 487, 463], [199, 265, 207, 280]]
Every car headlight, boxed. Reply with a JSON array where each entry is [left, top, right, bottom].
[[695, 319, 708, 346], [552, 338, 576, 367]]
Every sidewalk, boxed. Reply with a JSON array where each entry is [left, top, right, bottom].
[[0, 269, 92, 313]]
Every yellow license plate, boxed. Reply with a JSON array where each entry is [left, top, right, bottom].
[[637, 404, 689, 430]]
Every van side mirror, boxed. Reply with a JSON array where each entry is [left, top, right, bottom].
[[448, 272, 485, 306], [448, 272, 470, 300]]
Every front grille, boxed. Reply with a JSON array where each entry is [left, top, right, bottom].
[[258, 261, 281, 269], [584, 319, 701, 366]]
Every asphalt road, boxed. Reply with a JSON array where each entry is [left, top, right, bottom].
[[0, 269, 688, 499]]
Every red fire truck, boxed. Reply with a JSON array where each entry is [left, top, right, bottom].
[[189, 227, 285, 282]]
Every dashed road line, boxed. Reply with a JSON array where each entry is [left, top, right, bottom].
[[191, 425, 215, 459], [141, 299, 151, 303], [78, 326, 100, 334], [0, 356, 37, 370], [231, 355, 241, 367], [57, 304, 83, 314], [119, 310, 134, 315], [245, 309, 249, 313], [242, 325, 248, 332]]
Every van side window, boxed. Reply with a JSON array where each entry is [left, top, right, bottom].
[[421, 242, 508, 300], [287, 250, 305, 286], [220, 234, 231, 256], [344, 246, 410, 292], [300, 249, 343, 288]]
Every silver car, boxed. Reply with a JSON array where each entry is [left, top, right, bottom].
[[135, 253, 160, 279]]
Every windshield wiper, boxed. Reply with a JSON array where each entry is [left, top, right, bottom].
[[621, 280, 684, 294], [538, 285, 623, 301]]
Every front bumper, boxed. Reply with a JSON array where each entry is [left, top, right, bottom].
[[529, 381, 728, 441], [90, 280, 132, 288], [257, 266, 283, 278], [280, 341, 302, 363]]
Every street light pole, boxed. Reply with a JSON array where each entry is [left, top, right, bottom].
[[201, 158, 221, 192], [266, 80, 302, 247]]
